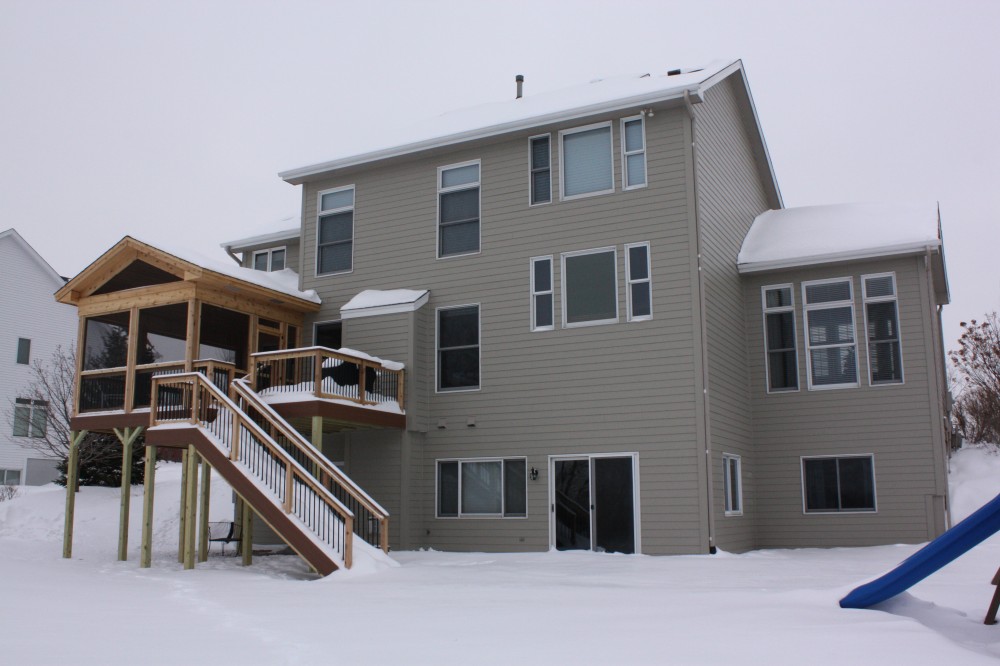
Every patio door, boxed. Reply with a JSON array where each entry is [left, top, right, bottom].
[[551, 455, 637, 554]]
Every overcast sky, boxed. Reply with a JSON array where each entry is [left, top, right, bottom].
[[2, 0, 997, 345]]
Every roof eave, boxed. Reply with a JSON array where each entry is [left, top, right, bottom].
[[737, 241, 943, 274], [220, 227, 300, 252]]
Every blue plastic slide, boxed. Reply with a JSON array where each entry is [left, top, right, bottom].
[[840, 492, 1000, 609]]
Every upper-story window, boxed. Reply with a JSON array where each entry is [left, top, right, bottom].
[[559, 122, 614, 200], [625, 242, 652, 321], [561, 247, 618, 327], [529, 135, 551, 205], [16, 338, 30, 365], [438, 161, 480, 258], [13, 398, 47, 438], [316, 186, 355, 275], [437, 305, 480, 391], [530, 256, 554, 331], [802, 278, 858, 389], [862, 273, 903, 385], [621, 116, 647, 189], [252, 247, 285, 272], [762, 285, 798, 392]]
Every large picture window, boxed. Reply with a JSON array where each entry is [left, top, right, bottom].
[[560, 123, 613, 200], [762, 285, 798, 392], [317, 186, 354, 275], [437, 458, 527, 517], [561, 247, 618, 327], [438, 161, 480, 257], [802, 455, 876, 512], [863, 273, 903, 385], [802, 278, 858, 389], [437, 305, 480, 391]]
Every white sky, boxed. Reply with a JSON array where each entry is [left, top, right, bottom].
[[2, 0, 997, 344]]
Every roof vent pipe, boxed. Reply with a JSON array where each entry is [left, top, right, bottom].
[[515, 74, 524, 99]]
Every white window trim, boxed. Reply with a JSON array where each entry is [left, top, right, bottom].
[[800, 454, 878, 514], [315, 185, 355, 276], [861, 272, 905, 387], [0, 468, 22, 485], [761, 284, 799, 394], [624, 241, 652, 322], [436, 159, 482, 260], [560, 246, 619, 328], [252, 246, 287, 272], [435, 456, 528, 519], [722, 453, 743, 517], [558, 121, 615, 202], [802, 277, 859, 390], [530, 255, 554, 331], [435, 303, 482, 393], [528, 134, 552, 207], [620, 115, 648, 191]]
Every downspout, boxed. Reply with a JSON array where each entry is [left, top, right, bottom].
[[222, 244, 242, 265], [924, 245, 952, 530], [685, 90, 717, 553]]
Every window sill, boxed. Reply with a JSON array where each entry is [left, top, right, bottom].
[[560, 187, 615, 202]]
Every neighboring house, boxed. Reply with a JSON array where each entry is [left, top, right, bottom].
[[57, 59, 952, 573], [0, 229, 77, 485]]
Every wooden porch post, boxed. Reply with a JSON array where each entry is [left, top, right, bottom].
[[198, 458, 211, 563], [62, 430, 87, 559], [114, 426, 144, 561], [178, 448, 188, 563], [184, 298, 199, 373], [241, 500, 253, 567], [140, 444, 157, 568], [183, 445, 198, 570], [311, 415, 323, 476]]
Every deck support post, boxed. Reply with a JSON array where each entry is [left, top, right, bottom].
[[178, 448, 188, 563], [310, 415, 323, 476], [114, 426, 144, 561], [198, 458, 211, 563], [140, 444, 157, 568], [62, 430, 88, 559], [240, 500, 253, 567], [183, 445, 198, 570]]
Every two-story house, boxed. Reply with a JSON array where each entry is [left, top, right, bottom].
[[57, 59, 951, 574]]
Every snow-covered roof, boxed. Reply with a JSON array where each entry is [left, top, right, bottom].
[[280, 60, 740, 182], [220, 215, 300, 252], [737, 203, 942, 273], [340, 289, 429, 319]]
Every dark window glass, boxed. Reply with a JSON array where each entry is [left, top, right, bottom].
[[318, 211, 353, 274], [84, 311, 130, 370], [137, 303, 187, 365], [867, 300, 902, 383], [438, 461, 458, 517], [271, 249, 285, 271], [199, 305, 249, 369], [16, 338, 30, 365], [503, 459, 527, 517], [253, 253, 268, 271], [565, 251, 617, 324], [315, 322, 343, 350], [530, 136, 551, 204], [765, 311, 797, 390], [804, 457, 875, 512], [534, 294, 553, 328], [439, 188, 480, 256], [438, 306, 479, 390]]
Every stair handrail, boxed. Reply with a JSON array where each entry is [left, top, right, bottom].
[[152, 372, 356, 567], [232, 376, 391, 551]]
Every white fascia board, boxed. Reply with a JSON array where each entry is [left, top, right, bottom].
[[279, 87, 706, 183], [737, 240, 943, 274], [340, 290, 430, 319], [220, 227, 300, 252]]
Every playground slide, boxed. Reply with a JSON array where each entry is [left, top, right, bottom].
[[840, 492, 1000, 609]]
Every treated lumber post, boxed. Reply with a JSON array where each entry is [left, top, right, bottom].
[[178, 448, 188, 563], [311, 415, 323, 476], [380, 516, 390, 553], [313, 349, 322, 397], [62, 430, 87, 559], [345, 517, 353, 569], [198, 458, 210, 563], [985, 566, 1000, 625], [241, 501, 253, 567], [115, 427, 143, 561], [183, 445, 198, 570], [140, 444, 157, 568]]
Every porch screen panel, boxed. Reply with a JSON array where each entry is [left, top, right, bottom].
[[199, 305, 250, 369], [83, 311, 131, 370]]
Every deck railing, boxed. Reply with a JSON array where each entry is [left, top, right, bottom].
[[151, 372, 356, 568], [79, 359, 239, 413], [249, 347, 405, 410]]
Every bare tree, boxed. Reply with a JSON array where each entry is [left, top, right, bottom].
[[950, 313, 1000, 444]]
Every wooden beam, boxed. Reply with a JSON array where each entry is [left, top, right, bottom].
[[184, 298, 199, 373], [72, 315, 86, 417], [75, 282, 197, 317], [183, 445, 198, 570], [241, 501, 253, 567], [61, 430, 87, 559], [198, 458, 210, 563], [140, 444, 156, 568], [123, 306, 139, 413], [178, 448, 188, 563]]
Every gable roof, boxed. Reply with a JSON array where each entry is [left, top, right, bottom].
[[56, 236, 320, 308], [0, 228, 66, 290], [280, 59, 774, 187], [737, 202, 944, 273]]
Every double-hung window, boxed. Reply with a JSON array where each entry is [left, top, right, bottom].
[[438, 161, 480, 257], [621, 116, 647, 189], [529, 135, 551, 205], [561, 247, 618, 327], [723, 454, 742, 516], [437, 305, 480, 391], [762, 285, 798, 391], [862, 273, 903, 384], [802, 279, 858, 389], [253, 247, 286, 272], [437, 458, 527, 518], [625, 242, 652, 321], [802, 455, 876, 512], [316, 186, 355, 275], [13, 398, 47, 438], [530, 256, 554, 331], [560, 122, 614, 200]]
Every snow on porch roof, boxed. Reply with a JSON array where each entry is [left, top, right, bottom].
[[737, 203, 942, 273], [340, 289, 430, 319]]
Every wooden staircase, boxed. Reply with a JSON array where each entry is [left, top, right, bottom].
[[146, 372, 390, 575]]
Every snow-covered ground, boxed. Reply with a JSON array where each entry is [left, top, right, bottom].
[[2, 447, 1000, 665]]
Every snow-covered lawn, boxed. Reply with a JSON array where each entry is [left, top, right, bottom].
[[3, 448, 1000, 665]]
